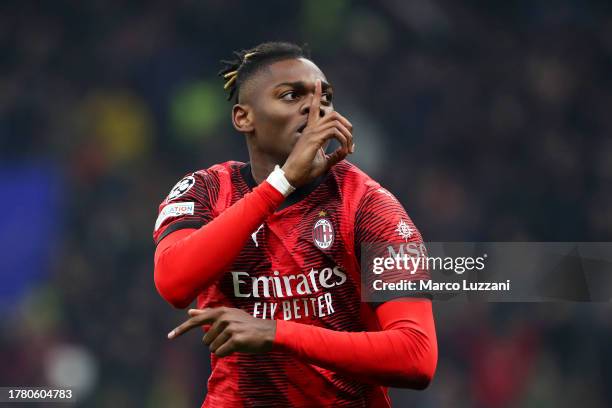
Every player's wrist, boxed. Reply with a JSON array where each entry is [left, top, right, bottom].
[[280, 164, 298, 186], [271, 319, 298, 350], [262, 319, 277, 349], [267, 165, 296, 197]]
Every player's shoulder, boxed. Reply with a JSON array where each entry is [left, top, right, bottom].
[[329, 161, 404, 214], [192, 160, 245, 179], [164, 161, 244, 201], [175, 160, 245, 185], [330, 160, 387, 197]]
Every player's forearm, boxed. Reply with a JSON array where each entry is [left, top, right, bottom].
[[273, 300, 437, 389], [154, 180, 285, 308]]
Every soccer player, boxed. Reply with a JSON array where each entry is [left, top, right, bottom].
[[153, 42, 437, 407]]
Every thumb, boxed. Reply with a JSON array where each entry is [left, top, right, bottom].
[[188, 308, 206, 316]]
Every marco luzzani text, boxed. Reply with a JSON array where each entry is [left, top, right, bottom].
[[371, 249, 511, 293]]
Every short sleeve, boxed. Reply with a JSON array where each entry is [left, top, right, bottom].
[[354, 186, 429, 300], [152, 171, 217, 245]]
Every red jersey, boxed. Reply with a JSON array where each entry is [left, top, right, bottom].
[[153, 160, 425, 407]]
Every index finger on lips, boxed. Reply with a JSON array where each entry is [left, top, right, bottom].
[[308, 79, 322, 126]]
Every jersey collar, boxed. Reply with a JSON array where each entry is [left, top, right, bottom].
[[240, 163, 327, 211]]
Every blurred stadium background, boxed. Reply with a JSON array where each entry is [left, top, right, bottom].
[[2, 0, 612, 406]]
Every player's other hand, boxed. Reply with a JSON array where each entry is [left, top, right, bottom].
[[282, 79, 354, 188], [167, 307, 276, 357]]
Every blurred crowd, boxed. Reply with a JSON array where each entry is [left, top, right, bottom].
[[1, 0, 612, 406]]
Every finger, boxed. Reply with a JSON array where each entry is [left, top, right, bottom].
[[332, 113, 354, 153], [168, 317, 203, 339], [209, 329, 232, 353], [168, 308, 223, 339], [188, 308, 206, 317], [319, 111, 355, 153], [336, 113, 353, 133], [311, 122, 348, 150], [188, 310, 213, 330], [331, 121, 352, 152], [215, 338, 237, 358], [324, 146, 348, 171], [202, 318, 229, 346], [319, 113, 354, 153], [321, 127, 349, 154], [316, 120, 352, 141], [320, 111, 353, 132], [307, 79, 322, 126]]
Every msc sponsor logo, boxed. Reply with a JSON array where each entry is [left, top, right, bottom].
[[395, 219, 413, 242]]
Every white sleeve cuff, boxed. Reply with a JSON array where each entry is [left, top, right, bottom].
[[266, 165, 296, 197]]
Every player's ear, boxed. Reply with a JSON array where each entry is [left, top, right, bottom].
[[232, 104, 254, 134]]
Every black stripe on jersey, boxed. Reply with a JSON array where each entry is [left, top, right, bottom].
[[155, 220, 204, 245], [239, 163, 328, 211]]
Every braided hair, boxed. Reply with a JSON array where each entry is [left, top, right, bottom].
[[218, 42, 310, 103]]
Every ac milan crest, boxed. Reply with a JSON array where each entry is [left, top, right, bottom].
[[313, 216, 334, 250]]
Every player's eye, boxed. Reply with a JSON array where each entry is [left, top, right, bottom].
[[322, 92, 333, 104], [280, 91, 300, 101]]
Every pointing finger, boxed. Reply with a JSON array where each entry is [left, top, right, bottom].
[[168, 308, 224, 339], [307, 79, 322, 126]]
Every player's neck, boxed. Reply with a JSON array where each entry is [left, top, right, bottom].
[[247, 145, 288, 185], [249, 156, 281, 185]]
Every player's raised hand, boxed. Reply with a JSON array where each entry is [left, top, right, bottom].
[[282, 79, 354, 188], [167, 307, 276, 357]]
